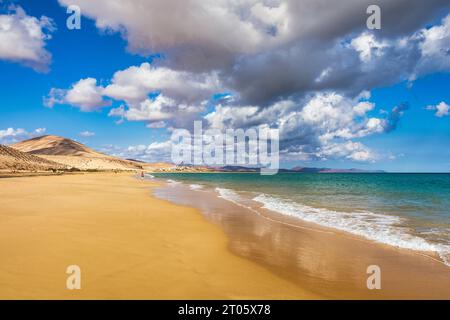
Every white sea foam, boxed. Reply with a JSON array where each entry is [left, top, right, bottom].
[[215, 187, 316, 227], [145, 174, 155, 179], [189, 184, 204, 191], [215, 187, 449, 266], [216, 188, 241, 203], [438, 249, 450, 267], [166, 179, 181, 186], [216, 188, 258, 212], [252, 194, 450, 265]]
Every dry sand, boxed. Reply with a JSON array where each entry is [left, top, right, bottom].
[[0, 173, 318, 299]]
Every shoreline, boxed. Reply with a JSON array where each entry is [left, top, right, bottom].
[[1, 172, 449, 299], [153, 178, 450, 299], [156, 177, 450, 268], [0, 173, 318, 299]]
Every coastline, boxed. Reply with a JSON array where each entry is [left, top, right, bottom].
[[0, 173, 318, 299], [153, 177, 450, 299], [1, 172, 449, 299]]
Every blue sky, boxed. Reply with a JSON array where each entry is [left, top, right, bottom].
[[0, 0, 449, 172]]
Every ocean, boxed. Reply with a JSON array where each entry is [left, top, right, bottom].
[[149, 172, 450, 267]]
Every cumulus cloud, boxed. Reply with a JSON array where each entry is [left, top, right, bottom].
[[59, 0, 277, 70], [0, 6, 55, 71], [99, 141, 173, 163], [204, 92, 405, 162], [383, 103, 410, 132], [79, 131, 95, 137], [0, 127, 46, 144], [420, 15, 450, 57], [319, 141, 377, 162], [98, 92, 408, 164], [103, 62, 222, 105], [229, 13, 450, 105], [57, 0, 449, 104], [410, 14, 450, 81], [350, 32, 388, 62], [52, 0, 450, 163], [111, 96, 175, 122], [426, 102, 450, 117], [45, 78, 111, 111], [146, 121, 167, 129], [57, 0, 448, 61], [109, 95, 204, 125], [48, 63, 220, 127]]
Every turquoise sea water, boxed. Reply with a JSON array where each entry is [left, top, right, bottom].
[[151, 173, 450, 266]]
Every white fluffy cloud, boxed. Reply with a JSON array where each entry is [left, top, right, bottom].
[[103, 62, 222, 105], [204, 92, 406, 162], [99, 92, 405, 163], [0, 127, 46, 144], [45, 78, 111, 111], [109, 95, 205, 123], [414, 14, 450, 78], [146, 121, 167, 129], [47, 63, 220, 126], [420, 15, 450, 57], [351, 33, 388, 63], [0, 6, 54, 71], [79, 131, 95, 137], [64, 78, 109, 111], [319, 141, 376, 162], [426, 102, 450, 117], [100, 140, 173, 163]]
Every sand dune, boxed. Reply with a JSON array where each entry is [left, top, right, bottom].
[[12, 135, 104, 157], [11, 135, 146, 171], [0, 144, 67, 172]]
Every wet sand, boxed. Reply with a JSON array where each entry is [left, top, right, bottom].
[[155, 182, 450, 299], [0, 173, 317, 299]]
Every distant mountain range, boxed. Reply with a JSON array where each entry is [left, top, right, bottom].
[[216, 165, 385, 173]]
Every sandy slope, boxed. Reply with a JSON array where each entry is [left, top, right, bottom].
[[12, 135, 104, 156], [0, 144, 67, 172]]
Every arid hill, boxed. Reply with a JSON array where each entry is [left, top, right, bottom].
[[11, 135, 145, 171], [0, 144, 67, 172], [12, 135, 106, 157]]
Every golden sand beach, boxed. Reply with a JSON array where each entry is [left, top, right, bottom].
[[1, 173, 449, 300], [0, 173, 318, 299]]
